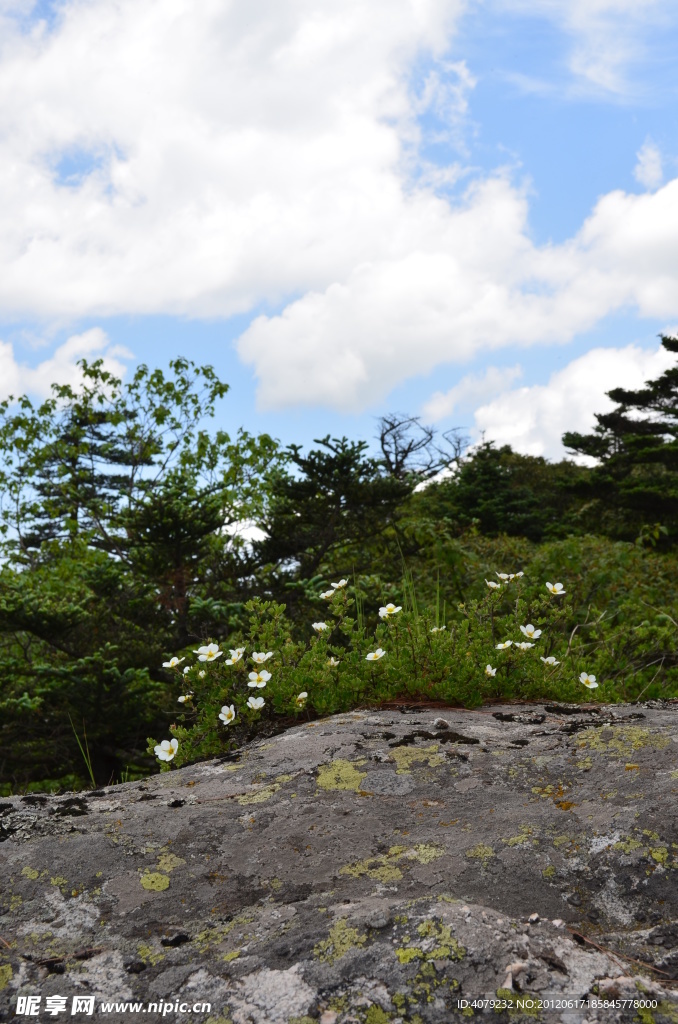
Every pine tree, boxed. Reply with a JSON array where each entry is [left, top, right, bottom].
[[562, 335, 678, 544]]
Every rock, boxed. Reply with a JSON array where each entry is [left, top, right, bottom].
[[1, 702, 678, 1022]]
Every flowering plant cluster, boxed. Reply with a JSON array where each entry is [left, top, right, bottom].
[[148, 567, 613, 770]]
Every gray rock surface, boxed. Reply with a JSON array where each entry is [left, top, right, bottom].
[[1, 702, 678, 1022]]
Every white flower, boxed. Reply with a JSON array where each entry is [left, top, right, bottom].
[[183, 666, 191, 675], [379, 603, 402, 618], [331, 579, 348, 589], [198, 670, 206, 679], [485, 580, 501, 589], [366, 648, 386, 661], [248, 670, 271, 688], [495, 640, 513, 650], [162, 656, 185, 669], [540, 656, 560, 666], [546, 582, 566, 596], [194, 643, 223, 662], [295, 692, 308, 707], [247, 696, 265, 710], [154, 738, 178, 762], [312, 622, 328, 633], [516, 641, 534, 650], [485, 664, 497, 677], [177, 693, 193, 703], [225, 647, 245, 665], [514, 571, 524, 578], [251, 651, 273, 664], [219, 704, 236, 725], [520, 623, 542, 639], [327, 657, 340, 666], [320, 590, 334, 600], [579, 672, 598, 689], [496, 572, 511, 580], [430, 626, 446, 633]]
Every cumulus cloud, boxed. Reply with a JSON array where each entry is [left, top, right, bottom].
[[240, 175, 678, 409], [0, 328, 130, 401], [0, 0, 677, 416], [423, 364, 523, 421], [634, 139, 663, 189], [0, 0, 466, 319], [469, 342, 675, 460]]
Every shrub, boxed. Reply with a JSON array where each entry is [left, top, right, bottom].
[[149, 549, 678, 770]]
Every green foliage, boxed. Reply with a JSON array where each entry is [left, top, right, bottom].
[[2, 354, 677, 791], [413, 442, 590, 543], [0, 358, 282, 789], [252, 436, 412, 618], [563, 334, 678, 543], [153, 538, 678, 770]]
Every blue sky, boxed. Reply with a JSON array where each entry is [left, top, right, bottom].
[[1, 0, 678, 458]]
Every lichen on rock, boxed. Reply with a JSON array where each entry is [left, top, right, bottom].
[[1, 702, 677, 1022]]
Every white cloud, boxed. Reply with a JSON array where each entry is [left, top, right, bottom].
[[239, 175, 678, 410], [0, 327, 130, 400], [423, 364, 523, 421], [0, 0, 677, 417], [469, 342, 674, 460], [497, 0, 673, 96], [0, 0, 466, 319], [634, 139, 663, 190]]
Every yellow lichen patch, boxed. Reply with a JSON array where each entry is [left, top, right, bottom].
[[193, 913, 255, 954], [140, 871, 170, 892], [415, 919, 465, 960], [316, 759, 367, 792], [365, 1008, 392, 1024], [532, 784, 554, 795], [625, 764, 640, 771], [313, 918, 367, 963], [650, 847, 669, 865], [613, 838, 644, 854], [465, 844, 495, 866], [340, 848, 405, 883], [576, 726, 669, 758], [8, 895, 22, 912], [671, 770, 678, 780], [552, 835, 571, 847], [0, 964, 12, 990], [275, 773, 294, 783], [395, 946, 422, 963], [542, 865, 556, 878], [50, 876, 68, 888], [389, 744, 445, 775], [576, 757, 593, 770], [21, 867, 39, 880], [222, 950, 240, 962], [340, 843, 444, 882], [401, 844, 444, 866], [502, 825, 536, 847], [137, 943, 165, 967], [238, 783, 281, 805], [156, 852, 185, 873]]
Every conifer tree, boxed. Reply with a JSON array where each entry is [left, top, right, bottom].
[[563, 335, 678, 543]]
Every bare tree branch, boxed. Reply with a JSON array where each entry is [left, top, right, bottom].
[[377, 413, 468, 480]]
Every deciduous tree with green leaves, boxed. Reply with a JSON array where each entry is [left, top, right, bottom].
[[0, 358, 281, 790]]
